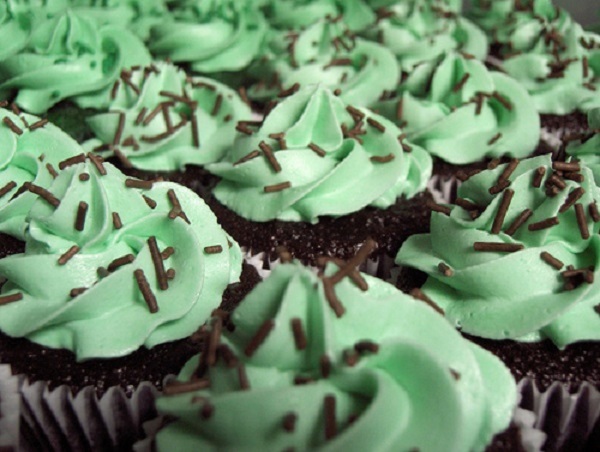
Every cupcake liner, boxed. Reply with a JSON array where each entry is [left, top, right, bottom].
[[18, 378, 158, 451], [517, 378, 600, 451], [0, 365, 20, 450], [427, 174, 460, 204]]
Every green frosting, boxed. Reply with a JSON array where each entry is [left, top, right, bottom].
[[260, 0, 376, 32], [470, 0, 600, 114], [207, 85, 432, 223], [397, 154, 600, 348], [248, 17, 399, 108], [373, 51, 540, 164], [83, 62, 252, 171], [69, 0, 168, 40], [0, 9, 151, 114], [149, 0, 268, 73], [567, 108, 600, 182], [0, 158, 242, 360], [152, 261, 515, 452], [0, 107, 83, 239], [363, 0, 488, 72]]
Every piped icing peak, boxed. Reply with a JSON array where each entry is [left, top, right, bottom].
[[0, 8, 151, 114], [0, 155, 242, 360], [373, 51, 541, 164], [84, 62, 253, 171], [0, 105, 83, 239], [248, 16, 399, 108], [148, 245, 516, 452], [397, 154, 600, 348], [208, 84, 432, 223]]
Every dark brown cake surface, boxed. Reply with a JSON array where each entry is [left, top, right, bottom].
[[0, 263, 260, 396]]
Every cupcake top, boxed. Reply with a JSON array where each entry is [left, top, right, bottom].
[[471, 0, 600, 114], [208, 84, 432, 223], [363, 0, 488, 72], [397, 154, 600, 348], [260, 0, 376, 32], [248, 16, 399, 108], [83, 62, 253, 171], [373, 51, 540, 164], [0, 156, 242, 360], [0, 106, 83, 239], [566, 108, 600, 182], [0, 8, 151, 114], [150, 252, 515, 452], [149, 0, 267, 74], [69, 0, 169, 40]]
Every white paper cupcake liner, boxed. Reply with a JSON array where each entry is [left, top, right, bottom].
[[18, 379, 158, 451], [0, 364, 20, 450], [518, 378, 600, 450]]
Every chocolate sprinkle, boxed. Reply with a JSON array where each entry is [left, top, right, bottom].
[[203, 245, 223, 254], [134, 269, 158, 313], [142, 195, 157, 209], [370, 153, 395, 163], [58, 245, 80, 265], [540, 251, 564, 270], [575, 203, 590, 239], [282, 413, 297, 433], [238, 363, 250, 390], [206, 317, 222, 366], [112, 212, 122, 229], [532, 166, 546, 188], [87, 153, 107, 175], [26, 182, 60, 207], [438, 262, 454, 277], [505, 209, 533, 236], [589, 202, 600, 222], [559, 187, 585, 213], [2, 116, 22, 135], [528, 216, 559, 231], [74, 201, 88, 232], [291, 318, 307, 350], [148, 236, 168, 290], [58, 153, 86, 170], [492, 189, 514, 234], [259, 141, 281, 173], [264, 181, 291, 193], [0, 181, 16, 198], [409, 288, 445, 315], [473, 242, 524, 252], [107, 254, 135, 272], [163, 380, 210, 396], [324, 395, 337, 440], [125, 178, 153, 190], [244, 319, 275, 357], [308, 142, 326, 157], [320, 354, 331, 378], [0, 292, 23, 306]]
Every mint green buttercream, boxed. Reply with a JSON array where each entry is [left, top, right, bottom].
[[0, 159, 242, 360], [363, 0, 488, 71], [0, 9, 151, 114], [397, 154, 600, 348], [149, 0, 267, 73], [471, 0, 600, 114], [208, 84, 432, 222], [152, 261, 515, 452], [261, 0, 376, 32], [83, 62, 252, 171], [0, 107, 83, 239], [69, 0, 168, 40], [373, 51, 540, 164], [248, 17, 399, 108]]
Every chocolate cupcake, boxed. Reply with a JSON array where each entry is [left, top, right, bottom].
[[205, 84, 433, 268], [396, 154, 600, 390], [137, 249, 527, 451]]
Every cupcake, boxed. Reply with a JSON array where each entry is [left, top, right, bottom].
[[469, 0, 600, 148], [82, 61, 252, 191], [148, 0, 267, 80], [206, 84, 433, 265], [247, 15, 399, 109], [396, 154, 600, 389], [0, 8, 151, 115], [138, 250, 522, 451]]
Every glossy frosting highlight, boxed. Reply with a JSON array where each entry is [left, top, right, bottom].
[[0, 158, 242, 360], [208, 84, 432, 223], [152, 260, 515, 452], [397, 154, 600, 348]]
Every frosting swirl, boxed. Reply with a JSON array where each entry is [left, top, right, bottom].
[[0, 107, 83, 239], [149, 0, 267, 73], [470, 0, 600, 114], [363, 0, 488, 72], [373, 51, 540, 164], [84, 62, 252, 171], [208, 84, 432, 223], [260, 0, 376, 32], [397, 154, 600, 348], [0, 9, 151, 114], [0, 158, 242, 359], [248, 17, 399, 108], [150, 260, 515, 452]]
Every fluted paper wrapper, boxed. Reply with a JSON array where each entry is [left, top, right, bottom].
[[17, 378, 158, 451], [518, 378, 600, 450], [0, 365, 20, 450]]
